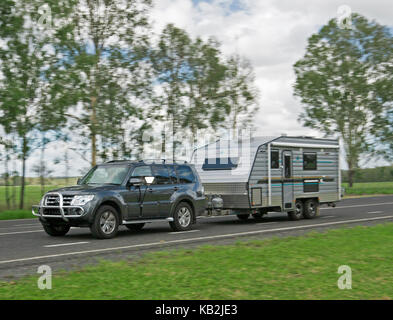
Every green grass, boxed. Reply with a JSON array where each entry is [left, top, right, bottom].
[[0, 185, 64, 213], [1, 223, 393, 300], [0, 210, 35, 220], [343, 181, 393, 195]]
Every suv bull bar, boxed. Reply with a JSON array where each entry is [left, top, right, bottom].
[[32, 192, 85, 221]]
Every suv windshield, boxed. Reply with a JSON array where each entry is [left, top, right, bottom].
[[81, 165, 130, 185]]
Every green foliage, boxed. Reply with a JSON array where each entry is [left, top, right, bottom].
[[293, 13, 393, 185], [0, 0, 61, 208], [43, 0, 154, 165], [152, 24, 259, 158]]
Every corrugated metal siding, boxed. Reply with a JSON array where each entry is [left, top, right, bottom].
[[193, 136, 340, 210], [192, 136, 278, 183], [249, 136, 340, 208]]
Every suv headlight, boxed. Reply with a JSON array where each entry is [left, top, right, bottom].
[[71, 195, 95, 206]]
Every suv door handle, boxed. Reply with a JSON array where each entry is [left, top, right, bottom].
[[147, 188, 153, 192], [173, 186, 179, 191]]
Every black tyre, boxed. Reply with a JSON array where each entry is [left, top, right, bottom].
[[253, 209, 267, 221], [237, 214, 250, 221], [170, 202, 194, 232], [288, 200, 304, 221], [43, 224, 70, 237], [303, 199, 320, 219], [90, 205, 120, 239], [126, 223, 145, 231]]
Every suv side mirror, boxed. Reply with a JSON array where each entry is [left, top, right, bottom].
[[144, 176, 155, 185], [77, 178, 82, 185], [128, 177, 144, 187]]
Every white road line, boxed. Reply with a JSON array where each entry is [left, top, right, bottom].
[[0, 225, 41, 230], [0, 218, 37, 224], [0, 230, 43, 236], [0, 215, 392, 265], [322, 202, 393, 210], [13, 223, 40, 227], [169, 230, 200, 235], [44, 242, 89, 248], [368, 211, 383, 214]]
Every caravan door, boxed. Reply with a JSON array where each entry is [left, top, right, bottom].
[[282, 151, 294, 210]]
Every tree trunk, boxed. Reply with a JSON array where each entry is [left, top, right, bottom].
[[40, 139, 45, 196], [19, 136, 27, 210], [348, 169, 354, 188], [12, 161, 16, 209], [91, 97, 98, 166], [4, 155, 10, 210]]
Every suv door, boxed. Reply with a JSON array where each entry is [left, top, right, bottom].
[[151, 165, 177, 218], [126, 165, 159, 218]]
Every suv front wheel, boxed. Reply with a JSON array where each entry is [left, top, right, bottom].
[[90, 205, 120, 239], [43, 224, 70, 237], [170, 202, 194, 232]]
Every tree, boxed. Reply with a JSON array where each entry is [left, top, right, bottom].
[[0, 0, 57, 208], [45, 0, 154, 166], [293, 14, 393, 187], [215, 54, 259, 135], [153, 24, 250, 159]]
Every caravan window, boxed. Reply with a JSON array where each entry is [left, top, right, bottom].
[[202, 157, 239, 171], [271, 151, 279, 169], [303, 153, 317, 170]]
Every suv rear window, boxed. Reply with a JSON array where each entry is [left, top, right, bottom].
[[176, 166, 195, 184], [152, 165, 172, 185]]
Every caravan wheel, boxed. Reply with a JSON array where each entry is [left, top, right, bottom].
[[288, 200, 303, 221], [303, 199, 320, 219], [253, 209, 268, 221], [237, 214, 250, 221]]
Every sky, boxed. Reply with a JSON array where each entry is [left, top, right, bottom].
[[5, 0, 393, 177]]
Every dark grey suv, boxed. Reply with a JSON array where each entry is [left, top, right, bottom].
[[33, 161, 206, 239]]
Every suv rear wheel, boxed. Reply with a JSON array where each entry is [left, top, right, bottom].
[[43, 224, 70, 237], [90, 205, 120, 239], [170, 202, 194, 232]]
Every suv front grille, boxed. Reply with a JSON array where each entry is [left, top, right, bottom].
[[45, 195, 60, 206], [43, 208, 61, 216], [63, 195, 74, 206], [44, 194, 75, 206]]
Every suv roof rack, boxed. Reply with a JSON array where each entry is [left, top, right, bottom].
[[105, 159, 189, 165], [105, 160, 134, 164], [138, 159, 188, 164]]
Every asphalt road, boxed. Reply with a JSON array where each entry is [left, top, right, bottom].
[[0, 195, 392, 280]]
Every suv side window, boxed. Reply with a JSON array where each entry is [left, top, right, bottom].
[[131, 166, 152, 178], [176, 165, 195, 184], [168, 166, 178, 184], [152, 165, 172, 185]]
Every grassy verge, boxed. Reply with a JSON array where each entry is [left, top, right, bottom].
[[0, 210, 35, 221], [0, 185, 62, 213], [1, 223, 393, 300], [343, 181, 393, 195]]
